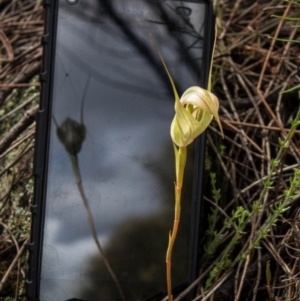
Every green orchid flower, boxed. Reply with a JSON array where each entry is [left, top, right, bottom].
[[152, 35, 223, 147], [171, 86, 223, 147], [151, 32, 223, 301]]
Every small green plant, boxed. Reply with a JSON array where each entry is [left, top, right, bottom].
[[204, 106, 300, 289], [152, 27, 223, 300]]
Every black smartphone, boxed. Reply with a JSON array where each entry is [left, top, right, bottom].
[[26, 0, 214, 300]]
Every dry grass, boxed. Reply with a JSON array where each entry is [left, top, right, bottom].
[[200, 1, 300, 300], [0, 0, 299, 300], [0, 1, 42, 300]]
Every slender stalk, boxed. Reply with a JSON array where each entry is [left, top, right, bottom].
[[166, 146, 187, 301], [152, 25, 219, 301], [70, 154, 126, 301]]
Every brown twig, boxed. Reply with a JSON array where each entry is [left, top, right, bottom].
[[0, 236, 29, 292], [0, 105, 38, 155]]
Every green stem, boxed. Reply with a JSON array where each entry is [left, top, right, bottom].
[[166, 146, 187, 301], [70, 155, 126, 301]]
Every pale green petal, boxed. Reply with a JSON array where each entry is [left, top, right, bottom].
[[181, 87, 218, 115], [151, 36, 223, 145], [180, 86, 223, 137], [192, 111, 213, 138], [171, 96, 213, 147], [171, 97, 193, 146]]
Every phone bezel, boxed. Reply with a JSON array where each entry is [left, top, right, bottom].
[[26, 1, 215, 300]]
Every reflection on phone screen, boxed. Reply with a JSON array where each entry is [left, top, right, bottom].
[[40, 0, 206, 300]]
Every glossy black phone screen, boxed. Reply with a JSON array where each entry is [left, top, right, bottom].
[[40, 0, 206, 300]]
